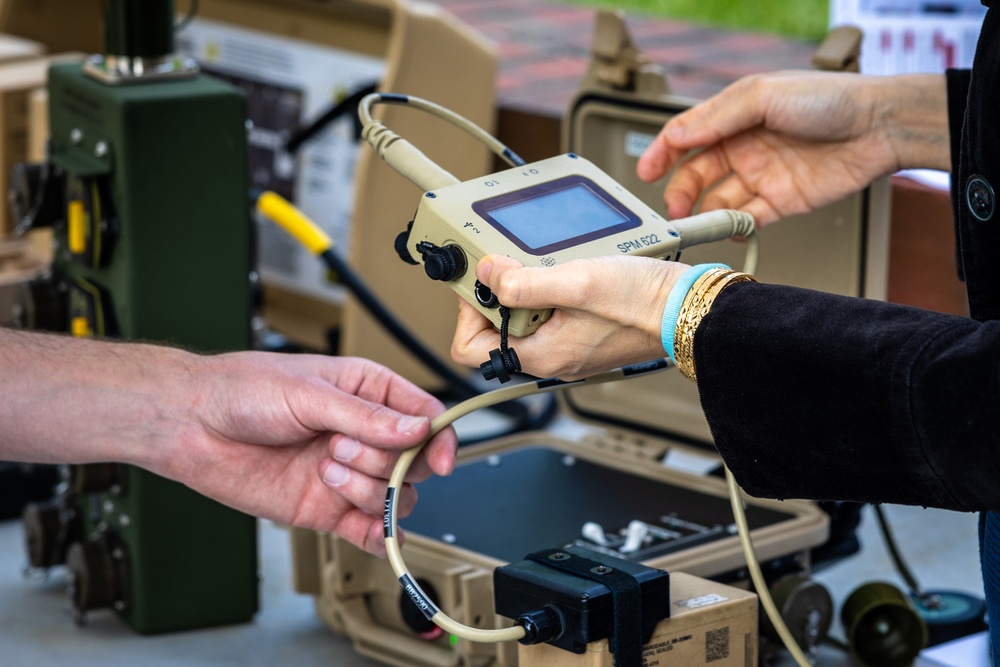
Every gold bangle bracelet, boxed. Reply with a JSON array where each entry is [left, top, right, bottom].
[[674, 268, 731, 378], [674, 270, 757, 382]]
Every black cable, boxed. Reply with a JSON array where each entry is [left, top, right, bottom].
[[175, 0, 200, 32], [285, 83, 379, 154]]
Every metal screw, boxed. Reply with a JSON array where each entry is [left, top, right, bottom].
[[119, 514, 130, 528], [486, 455, 502, 468], [441, 533, 456, 544], [425, 192, 436, 198], [94, 141, 108, 158], [590, 565, 613, 575], [70, 128, 83, 144], [561, 455, 576, 467], [549, 552, 570, 561]]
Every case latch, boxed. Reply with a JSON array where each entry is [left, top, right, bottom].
[[812, 25, 863, 72], [585, 9, 669, 96]]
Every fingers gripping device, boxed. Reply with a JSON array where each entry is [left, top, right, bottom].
[[359, 93, 755, 381]]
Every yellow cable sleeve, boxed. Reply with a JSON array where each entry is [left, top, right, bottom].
[[256, 191, 332, 256]]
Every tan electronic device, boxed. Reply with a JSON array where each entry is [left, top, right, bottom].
[[518, 572, 758, 667], [401, 151, 754, 338]]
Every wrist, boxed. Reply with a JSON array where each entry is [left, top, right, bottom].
[[661, 263, 728, 363], [877, 73, 950, 172], [668, 268, 758, 381]]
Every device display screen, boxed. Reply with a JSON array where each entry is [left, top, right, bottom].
[[472, 175, 641, 256]]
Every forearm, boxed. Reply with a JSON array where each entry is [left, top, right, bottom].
[[0, 327, 195, 469], [695, 284, 1000, 512], [877, 73, 951, 172]]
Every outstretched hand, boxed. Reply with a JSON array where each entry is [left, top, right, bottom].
[[168, 352, 457, 556], [637, 71, 949, 226], [0, 328, 457, 559]]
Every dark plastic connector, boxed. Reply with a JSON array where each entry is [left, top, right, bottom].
[[475, 280, 499, 308], [494, 545, 670, 655], [481, 347, 520, 383], [516, 606, 563, 645], [417, 242, 467, 282]]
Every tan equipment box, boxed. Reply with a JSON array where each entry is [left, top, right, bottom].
[[0, 0, 103, 54], [519, 572, 758, 667], [291, 430, 825, 667], [176, 0, 496, 390], [0, 32, 44, 63]]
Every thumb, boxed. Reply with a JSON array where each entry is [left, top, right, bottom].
[[478, 255, 591, 311]]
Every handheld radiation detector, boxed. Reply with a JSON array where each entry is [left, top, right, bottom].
[[398, 152, 751, 337]]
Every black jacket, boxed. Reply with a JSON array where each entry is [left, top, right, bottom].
[[695, 7, 1000, 514]]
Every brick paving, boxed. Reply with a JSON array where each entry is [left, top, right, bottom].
[[433, 0, 820, 116]]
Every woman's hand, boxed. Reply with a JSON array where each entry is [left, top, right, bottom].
[[637, 71, 949, 226], [452, 255, 688, 380]]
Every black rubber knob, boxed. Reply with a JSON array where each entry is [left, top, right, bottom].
[[423, 244, 467, 282], [480, 347, 521, 383], [394, 230, 418, 265]]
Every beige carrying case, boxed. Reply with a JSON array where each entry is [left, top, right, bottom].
[[288, 15, 886, 667]]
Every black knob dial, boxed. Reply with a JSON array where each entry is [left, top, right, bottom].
[[394, 229, 418, 265], [422, 244, 467, 282]]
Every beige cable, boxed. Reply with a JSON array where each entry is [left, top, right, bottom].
[[382, 363, 671, 643]]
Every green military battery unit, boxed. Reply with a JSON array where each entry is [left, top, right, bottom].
[[20, 60, 259, 633]]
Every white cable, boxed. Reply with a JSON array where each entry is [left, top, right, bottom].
[[728, 233, 812, 667], [383, 363, 671, 643]]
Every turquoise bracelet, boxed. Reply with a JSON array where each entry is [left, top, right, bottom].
[[660, 263, 729, 363]]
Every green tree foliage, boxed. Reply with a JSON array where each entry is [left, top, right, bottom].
[[560, 0, 830, 42]]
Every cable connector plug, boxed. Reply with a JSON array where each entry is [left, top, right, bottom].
[[515, 607, 562, 645], [481, 347, 521, 384], [360, 120, 458, 192], [481, 305, 520, 383]]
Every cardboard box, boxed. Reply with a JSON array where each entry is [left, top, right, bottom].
[[179, 0, 497, 390], [0, 0, 102, 55], [26, 85, 46, 161], [0, 52, 82, 237], [0, 235, 46, 286], [518, 572, 757, 667], [0, 32, 44, 62]]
